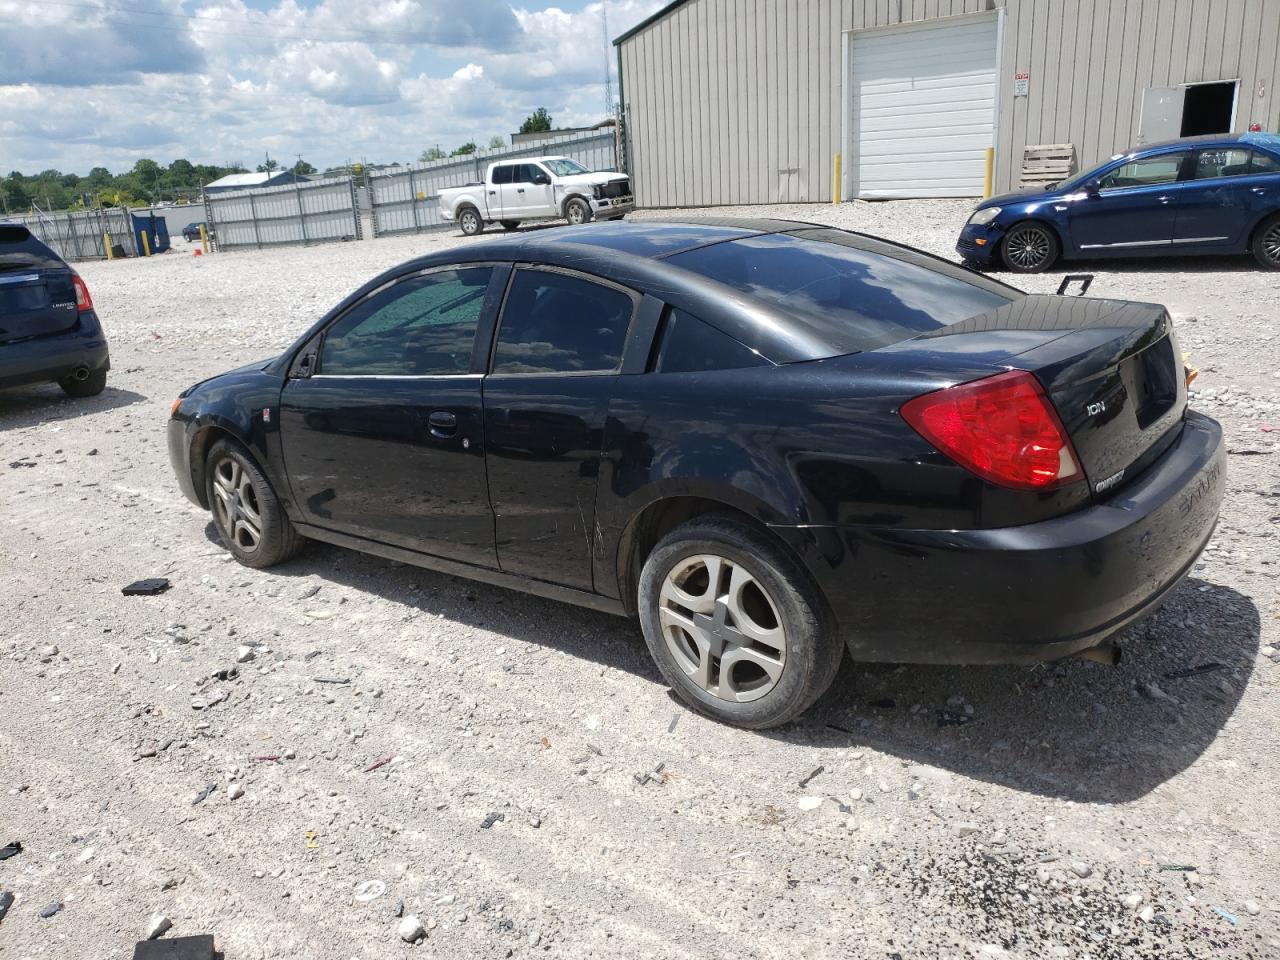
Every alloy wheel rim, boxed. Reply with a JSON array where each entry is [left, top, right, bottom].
[[658, 554, 787, 703], [1009, 228, 1049, 269], [1264, 224, 1280, 264], [462, 211, 478, 232], [212, 458, 263, 552]]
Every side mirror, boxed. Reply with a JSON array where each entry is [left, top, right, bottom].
[[532, 172, 551, 186], [1083, 179, 1101, 197]]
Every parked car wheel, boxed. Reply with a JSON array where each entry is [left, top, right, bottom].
[[205, 439, 304, 569], [1252, 213, 1280, 270], [1001, 221, 1059, 273], [500, 220, 521, 231], [565, 197, 592, 226], [58, 369, 106, 398], [638, 517, 842, 729], [458, 207, 484, 237]]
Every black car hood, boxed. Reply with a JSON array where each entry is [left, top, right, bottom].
[[977, 185, 1060, 209], [184, 356, 277, 396]]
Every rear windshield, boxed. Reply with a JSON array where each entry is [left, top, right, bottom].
[[667, 229, 1018, 356], [0, 225, 62, 271]]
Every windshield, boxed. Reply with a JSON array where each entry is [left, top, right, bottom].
[[668, 229, 1018, 357], [1056, 154, 1127, 191], [544, 158, 589, 176]]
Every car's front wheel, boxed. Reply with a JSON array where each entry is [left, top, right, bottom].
[[565, 197, 592, 226], [458, 207, 484, 237], [1252, 213, 1280, 270], [638, 517, 842, 729], [1001, 221, 1060, 273], [205, 439, 304, 568]]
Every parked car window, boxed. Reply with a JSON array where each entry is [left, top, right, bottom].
[[492, 165, 515, 185], [1193, 148, 1253, 179], [518, 164, 545, 184], [654, 309, 769, 373], [1250, 150, 1280, 175], [492, 270, 634, 375], [320, 267, 493, 376], [1097, 153, 1186, 190]]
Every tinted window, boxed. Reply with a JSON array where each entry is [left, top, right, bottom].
[[493, 270, 634, 374], [654, 309, 769, 373], [667, 230, 1016, 356], [519, 164, 544, 183], [1193, 148, 1252, 179], [1098, 153, 1186, 189], [1251, 150, 1280, 174], [321, 267, 492, 376], [492, 165, 514, 185]]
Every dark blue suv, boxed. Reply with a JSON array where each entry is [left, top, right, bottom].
[[0, 224, 110, 397], [958, 132, 1280, 272]]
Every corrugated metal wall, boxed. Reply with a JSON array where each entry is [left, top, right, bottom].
[[204, 176, 361, 250], [618, 0, 1280, 206]]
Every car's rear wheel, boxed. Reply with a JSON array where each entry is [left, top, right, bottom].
[[458, 207, 484, 237], [1001, 221, 1059, 273], [1251, 213, 1280, 270], [205, 439, 304, 568], [638, 517, 842, 729], [59, 370, 106, 398], [565, 197, 592, 226]]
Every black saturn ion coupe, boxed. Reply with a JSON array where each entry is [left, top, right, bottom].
[[169, 219, 1224, 729]]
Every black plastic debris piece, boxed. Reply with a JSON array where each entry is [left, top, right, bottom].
[[122, 578, 171, 597], [0, 841, 21, 861], [869, 698, 895, 709], [798, 765, 825, 789], [8, 460, 36, 469], [132, 935, 216, 960], [479, 812, 505, 830], [1163, 662, 1224, 680], [634, 761, 666, 786], [0, 891, 13, 924], [937, 711, 973, 728], [191, 782, 217, 806], [211, 667, 238, 682], [39, 901, 63, 919]]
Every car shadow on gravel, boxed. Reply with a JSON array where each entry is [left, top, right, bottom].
[[0, 384, 147, 426], [790, 577, 1261, 804]]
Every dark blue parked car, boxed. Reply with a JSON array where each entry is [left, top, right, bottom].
[[958, 132, 1280, 272], [0, 224, 110, 397]]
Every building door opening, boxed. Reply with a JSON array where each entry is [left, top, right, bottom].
[[1180, 81, 1238, 136]]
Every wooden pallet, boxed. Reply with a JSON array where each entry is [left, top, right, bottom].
[[1020, 143, 1076, 188]]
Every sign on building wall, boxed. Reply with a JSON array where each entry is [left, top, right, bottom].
[[1014, 72, 1030, 98]]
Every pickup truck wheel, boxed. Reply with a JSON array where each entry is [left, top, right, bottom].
[[565, 197, 592, 226], [501, 220, 520, 231], [458, 207, 484, 237]]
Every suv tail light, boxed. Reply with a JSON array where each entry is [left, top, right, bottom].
[[72, 274, 93, 313], [901, 370, 1082, 491]]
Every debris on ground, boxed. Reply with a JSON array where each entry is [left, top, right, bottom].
[[480, 812, 505, 829], [633, 762, 666, 786], [1163, 661, 1225, 679], [191, 783, 217, 806], [145, 915, 173, 939], [353, 880, 385, 903], [798, 765, 824, 788], [131, 934, 215, 960], [39, 902, 63, 919], [398, 915, 426, 943], [121, 578, 171, 596], [1212, 906, 1240, 925], [0, 841, 21, 861], [363, 755, 393, 773], [0, 891, 13, 924]]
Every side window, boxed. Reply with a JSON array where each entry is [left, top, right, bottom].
[[1251, 151, 1280, 175], [654, 309, 769, 373], [518, 164, 541, 183], [492, 270, 634, 375], [321, 267, 493, 376], [492, 165, 514, 185], [1098, 153, 1186, 190], [1192, 148, 1253, 179]]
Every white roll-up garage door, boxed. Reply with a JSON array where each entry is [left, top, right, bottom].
[[849, 14, 999, 199]]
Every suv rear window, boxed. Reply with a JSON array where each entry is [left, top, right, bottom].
[[667, 230, 1016, 356]]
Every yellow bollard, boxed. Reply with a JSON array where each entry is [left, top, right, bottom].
[[982, 147, 994, 199], [141, 231, 151, 257], [199, 223, 210, 254], [832, 154, 842, 205], [103, 233, 113, 261]]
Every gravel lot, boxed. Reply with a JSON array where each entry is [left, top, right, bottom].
[[1, 200, 1278, 959]]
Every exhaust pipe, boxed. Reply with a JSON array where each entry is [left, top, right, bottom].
[[1076, 643, 1122, 666], [72, 366, 90, 381]]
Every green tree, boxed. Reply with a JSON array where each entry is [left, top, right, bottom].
[[450, 142, 477, 157], [256, 158, 279, 173], [488, 135, 505, 149], [291, 159, 316, 175], [419, 147, 446, 162], [519, 107, 552, 134]]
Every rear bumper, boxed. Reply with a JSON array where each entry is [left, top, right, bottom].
[[0, 314, 110, 390], [777, 411, 1225, 664], [956, 222, 1007, 266]]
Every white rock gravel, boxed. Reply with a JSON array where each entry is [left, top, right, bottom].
[[0, 201, 1276, 958]]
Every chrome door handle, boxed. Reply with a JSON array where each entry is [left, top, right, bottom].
[[488, 190, 496, 195], [1157, 195, 1172, 204], [1251, 187, 1266, 195], [517, 188, 526, 193]]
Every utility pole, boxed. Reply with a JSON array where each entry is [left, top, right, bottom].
[[601, 0, 613, 116]]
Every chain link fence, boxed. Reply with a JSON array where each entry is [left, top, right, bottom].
[[204, 176, 362, 251], [367, 130, 619, 238]]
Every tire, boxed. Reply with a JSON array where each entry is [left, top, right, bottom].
[[205, 438, 304, 569], [565, 197, 592, 226], [1001, 221, 1060, 273], [458, 207, 484, 237], [637, 517, 842, 729], [1251, 213, 1280, 269], [501, 220, 520, 231], [58, 370, 106, 398]]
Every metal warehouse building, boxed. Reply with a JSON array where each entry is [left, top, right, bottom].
[[614, 0, 1280, 205]]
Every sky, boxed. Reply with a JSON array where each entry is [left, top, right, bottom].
[[0, 0, 667, 176]]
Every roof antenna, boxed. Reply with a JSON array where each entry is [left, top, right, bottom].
[[602, 0, 613, 117]]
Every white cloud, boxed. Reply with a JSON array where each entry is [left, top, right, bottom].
[[0, 0, 668, 174]]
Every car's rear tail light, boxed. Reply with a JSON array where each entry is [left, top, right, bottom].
[[901, 370, 1082, 491], [72, 274, 93, 313]]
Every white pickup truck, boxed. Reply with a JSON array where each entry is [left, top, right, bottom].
[[439, 156, 634, 236]]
